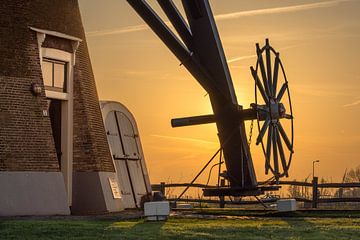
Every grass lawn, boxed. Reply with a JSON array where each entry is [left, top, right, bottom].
[[0, 211, 359, 239]]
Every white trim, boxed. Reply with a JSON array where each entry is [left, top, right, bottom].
[[36, 33, 46, 61], [43, 47, 74, 207], [42, 48, 72, 63], [30, 26, 81, 66], [45, 91, 69, 101], [30, 27, 82, 43], [37, 46, 76, 207], [32, 27, 82, 207]]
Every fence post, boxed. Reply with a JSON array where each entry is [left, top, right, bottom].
[[219, 179, 225, 208], [312, 177, 318, 208], [160, 182, 166, 196]]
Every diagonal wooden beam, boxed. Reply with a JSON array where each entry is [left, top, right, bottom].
[[182, 0, 237, 105], [157, 0, 194, 51], [127, 0, 228, 102]]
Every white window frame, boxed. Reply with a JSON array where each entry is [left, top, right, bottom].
[[42, 58, 68, 93]]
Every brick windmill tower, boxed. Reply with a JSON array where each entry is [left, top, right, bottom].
[[0, 0, 123, 215]]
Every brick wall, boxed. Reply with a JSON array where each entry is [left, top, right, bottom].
[[0, 0, 114, 172]]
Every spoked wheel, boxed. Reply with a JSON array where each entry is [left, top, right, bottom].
[[250, 39, 294, 180]]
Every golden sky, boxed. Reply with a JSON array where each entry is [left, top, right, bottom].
[[79, 0, 360, 184]]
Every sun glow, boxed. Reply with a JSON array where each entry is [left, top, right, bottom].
[[81, 0, 360, 184]]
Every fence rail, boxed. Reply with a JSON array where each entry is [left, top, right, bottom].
[[152, 178, 360, 208]]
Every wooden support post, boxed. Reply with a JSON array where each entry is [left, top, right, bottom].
[[219, 179, 225, 208], [160, 182, 166, 196], [312, 177, 318, 208]]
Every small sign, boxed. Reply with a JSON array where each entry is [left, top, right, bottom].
[[42, 110, 48, 117], [108, 177, 121, 199]]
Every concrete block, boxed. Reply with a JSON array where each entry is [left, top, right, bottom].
[[277, 199, 297, 212], [0, 172, 70, 216]]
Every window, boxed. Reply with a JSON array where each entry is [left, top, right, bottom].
[[42, 58, 67, 92]]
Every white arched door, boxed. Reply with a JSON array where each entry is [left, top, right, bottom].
[[105, 110, 149, 208]]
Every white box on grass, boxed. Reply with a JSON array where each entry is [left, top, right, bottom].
[[277, 199, 297, 212], [144, 201, 170, 221]]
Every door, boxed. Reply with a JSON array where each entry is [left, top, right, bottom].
[[48, 99, 62, 167], [105, 111, 136, 208], [127, 160, 148, 205], [116, 112, 139, 160], [116, 112, 149, 206], [105, 110, 150, 208], [114, 160, 136, 208]]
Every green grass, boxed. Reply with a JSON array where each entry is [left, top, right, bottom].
[[0, 213, 359, 239]]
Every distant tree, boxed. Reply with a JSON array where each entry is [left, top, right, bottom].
[[288, 180, 301, 198], [319, 177, 333, 197], [287, 177, 311, 199], [345, 165, 360, 182]]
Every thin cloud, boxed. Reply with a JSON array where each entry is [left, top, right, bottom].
[[150, 134, 217, 146], [86, 24, 149, 37], [215, 0, 352, 21], [227, 54, 257, 64], [86, 0, 353, 37], [343, 99, 360, 108]]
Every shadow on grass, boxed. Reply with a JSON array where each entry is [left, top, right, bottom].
[[107, 219, 166, 239]]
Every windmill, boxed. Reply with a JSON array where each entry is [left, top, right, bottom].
[[127, 0, 294, 197]]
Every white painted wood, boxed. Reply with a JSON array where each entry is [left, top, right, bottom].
[[127, 160, 148, 205], [30, 27, 82, 42], [114, 161, 135, 208], [100, 101, 152, 209], [116, 111, 139, 159], [105, 112, 125, 159], [45, 91, 69, 100], [42, 47, 74, 207], [32, 28, 81, 206]]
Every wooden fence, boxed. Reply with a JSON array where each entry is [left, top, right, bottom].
[[152, 177, 360, 208]]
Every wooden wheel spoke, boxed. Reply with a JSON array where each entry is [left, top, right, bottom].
[[256, 43, 271, 96], [272, 127, 279, 176], [256, 118, 270, 145], [283, 114, 293, 119], [265, 125, 273, 174], [272, 54, 280, 97], [265, 39, 273, 97], [276, 126, 288, 176], [278, 122, 293, 153], [276, 82, 288, 102], [251, 67, 269, 104]]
